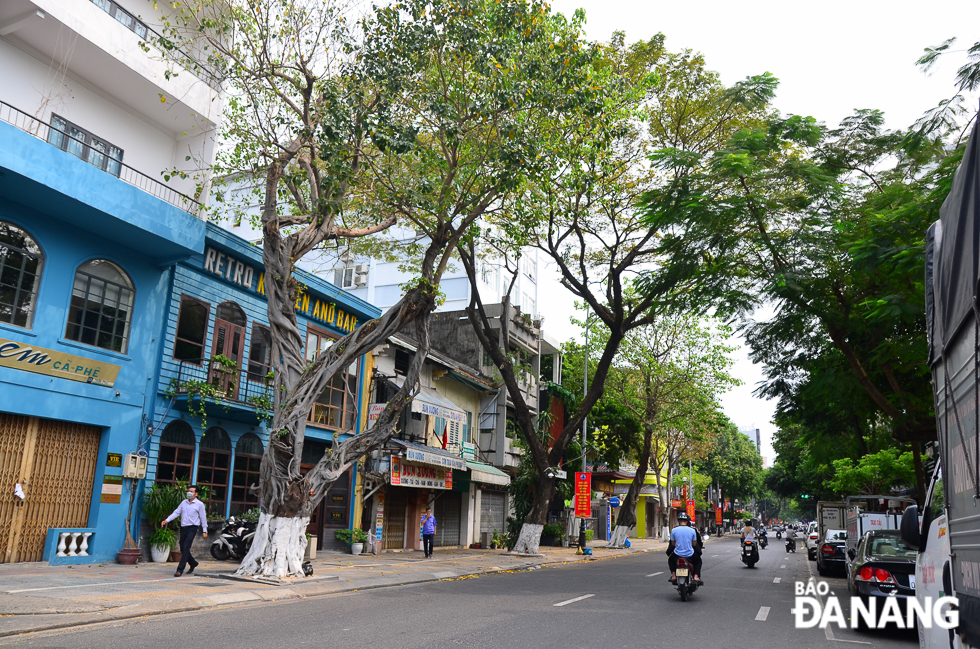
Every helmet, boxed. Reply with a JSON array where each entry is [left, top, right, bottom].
[[676, 512, 690, 523]]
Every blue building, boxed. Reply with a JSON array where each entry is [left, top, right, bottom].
[[145, 223, 380, 552]]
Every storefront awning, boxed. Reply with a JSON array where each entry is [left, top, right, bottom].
[[466, 460, 511, 486], [391, 439, 468, 471], [388, 376, 467, 423]]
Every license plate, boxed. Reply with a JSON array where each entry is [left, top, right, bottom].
[[909, 575, 915, 589], [676, 568, 689, 577]]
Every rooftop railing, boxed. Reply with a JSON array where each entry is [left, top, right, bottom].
[[0, 100, 202, 217]]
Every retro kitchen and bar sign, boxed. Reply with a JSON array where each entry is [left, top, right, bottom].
[[0, 338, 121, 387], [390, 457, 453, 490]]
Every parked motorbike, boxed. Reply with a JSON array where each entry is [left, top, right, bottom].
[[741, 540, 759, 568], [785, 538, 796, 553], [211, 516, 256, 561], [673, 556, 701, 601]]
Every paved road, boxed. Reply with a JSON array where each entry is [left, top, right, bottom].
[[6, 537, 918, 648]]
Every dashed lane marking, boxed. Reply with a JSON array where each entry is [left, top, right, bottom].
[[554, 594, 595, 607], [773, 577, 781, 583], [755, 606, 770, 621], [780, 564, 787, 569], [646, 572, 663, 577]]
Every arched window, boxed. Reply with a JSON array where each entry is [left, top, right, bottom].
[[0, 221, 44, 329], [215, 301, 246, 326], [230, 434, 263, 516], [65, 259, 134, 353], [157, 421, 195, 485], [197, 427, 231, 516], [210, 302, 246, 399]]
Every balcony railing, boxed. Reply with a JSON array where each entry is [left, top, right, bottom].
[[0, 100, 202, 216], [174, 360, 273, 409]]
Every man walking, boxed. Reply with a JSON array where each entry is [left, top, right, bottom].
[[162, 485, 208, 577], [420, 505, 437, 559]]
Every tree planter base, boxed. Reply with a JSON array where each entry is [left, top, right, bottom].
[[351, 543, 363, 556], [150, 544, 171, 563], [117, 548, 140, 565], [170, 550, 182, 563]]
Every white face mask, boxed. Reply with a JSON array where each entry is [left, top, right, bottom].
[[186, 492, 195, 500]]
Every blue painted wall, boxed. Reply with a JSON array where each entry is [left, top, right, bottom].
[[0, 123, 205, 563]]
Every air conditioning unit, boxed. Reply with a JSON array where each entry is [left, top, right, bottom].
[[354, 264, 369, 275], [353, 274, 368, 287]]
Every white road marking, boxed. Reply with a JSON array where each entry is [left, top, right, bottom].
[[7, 578, 179, 593], [646, 572, 663, 577], [773, 577, 781, 584], [711, 554, 718, 557], [755, 606, 770, 621], [554, 594, 595, 607], [780, 564, 787, 569]]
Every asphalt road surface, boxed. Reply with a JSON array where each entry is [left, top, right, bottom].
[[7, 537, 918, 649]]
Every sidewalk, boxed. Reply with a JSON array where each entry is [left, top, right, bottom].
[[0, 536, 681, 637]]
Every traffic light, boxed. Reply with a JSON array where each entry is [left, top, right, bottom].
[[800, 494, 811, 499]]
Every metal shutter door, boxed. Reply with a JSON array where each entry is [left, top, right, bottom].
[[383, 488, 407, 549], [480, 491, 506, 536], [434, 492, 461, 547]]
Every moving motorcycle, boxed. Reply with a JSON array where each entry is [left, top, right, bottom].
[[759, 533, 768, 549], [741, 540, 759, 568], [785, 538, 796, 553], [673, 556, 701, 601], [211, 516, 256, 561], [776, 529, 782, 540]]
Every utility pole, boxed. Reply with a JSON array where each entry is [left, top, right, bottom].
[[582, 315, 589, 473]]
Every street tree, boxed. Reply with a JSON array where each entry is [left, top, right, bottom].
[[154, 0, 596, 576], [825, 448, 916, 496], [697, 423, 763, 510], [457, 34, 770, 553]]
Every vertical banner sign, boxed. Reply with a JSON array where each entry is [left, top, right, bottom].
[[375, 493, 385, 543], [686, 500, 695, 521], [715, 506, 723, 525], [606, 505, 611, 541], [574, 473, 591, 517]]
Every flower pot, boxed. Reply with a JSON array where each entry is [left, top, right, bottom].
[[351, 542, 364, 556], [117, 548, 140, 565], [170, 550, 182, 563], [150, 544, 171, 563]]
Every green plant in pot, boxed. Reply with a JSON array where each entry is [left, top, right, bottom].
[[335, 528, 369, 555], [542, 523, 563, 547]]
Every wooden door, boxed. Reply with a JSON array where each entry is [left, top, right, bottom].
[[210, 318, 245, 400], [320, 470, 350, 551], [0, 415, 100, 562]]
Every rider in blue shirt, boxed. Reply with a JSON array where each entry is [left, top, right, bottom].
[[668, 512, 703, 583]]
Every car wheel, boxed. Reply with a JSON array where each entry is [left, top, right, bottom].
[[817, 563, 826, 577]]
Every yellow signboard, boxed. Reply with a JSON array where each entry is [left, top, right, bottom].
[[0, 338, 121, 387]]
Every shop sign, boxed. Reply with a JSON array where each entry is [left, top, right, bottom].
[[686, 500, 695, 520], [612, 484, 658, 496], [100, 475, 123, 504], [204, 247, 255, 289], [670, 499, 683, 508], [366, 403, 386, 429], [390, 457, 453, 490], [410, 399, 466, 422], [106, 453, 122, 468], [574, 472, 591, 517], [375, 494, 384, 543], [0, 338, 120, 387], [402, 446, 467, 471]]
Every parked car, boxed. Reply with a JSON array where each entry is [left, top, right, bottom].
[[846, 529, 916, 630], [804, 521, 820, 560], [816, 528, 848, 576]]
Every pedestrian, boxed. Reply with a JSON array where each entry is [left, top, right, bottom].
[[162, 485, 208, 577], [421, 505, 437, 559]]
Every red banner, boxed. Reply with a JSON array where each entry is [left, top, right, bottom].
[[574, 473, 591, 517], [715, 507, 723, 525], [686, 500, 695, 520]]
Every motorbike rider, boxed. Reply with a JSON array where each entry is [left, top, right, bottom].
[[785, 525, 797, 550], [740, 520, 756, 542], [758, 525, 768, 547], [667, 512, 703, 584]]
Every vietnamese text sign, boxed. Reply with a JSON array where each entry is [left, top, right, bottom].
[[671, 499, 683, 508], [687, 500, 696, 520], [366, 403, 386, 429], [402, 446, 467, 471], [574, 472, 591, 517], [715, 507, 723, 525], [100, 475, 123, 504], [0, 338, 121, 387], [390, 458, 453, 490]]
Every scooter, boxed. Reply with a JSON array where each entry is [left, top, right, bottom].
[[211, 516, 256, 561], [776, 530, 782, 540], [741, 540, 759, 568], [673, 556, 701, 601], [759, 534, 768, 549], [785, 538, 796, 553]]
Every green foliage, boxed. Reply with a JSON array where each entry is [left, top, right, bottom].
[[148, 526, 177, 549], [238, 507, 261, 523], [585, 529, 594, 542], [335, 528, 369, 545], [542, 523, 563, 538], [697, 424, 763, 500], [826, 448, 916, 496]]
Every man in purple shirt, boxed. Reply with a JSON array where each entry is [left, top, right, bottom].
[[421, 506, 437, 559], [162, 485, 208, 577]]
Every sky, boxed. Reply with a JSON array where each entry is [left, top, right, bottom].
[[534, 0, 980, 464]]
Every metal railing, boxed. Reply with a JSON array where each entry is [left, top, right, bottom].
[[0, 100, 202, 216], [175, 360, 273, 408]]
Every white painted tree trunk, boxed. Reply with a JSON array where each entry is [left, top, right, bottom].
[[606, 525, 630, 548], [511, 523, 543, 555], [235, 513, 310, 579]]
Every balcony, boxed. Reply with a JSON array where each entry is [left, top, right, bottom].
[[171, 360, 273, 424], [0, 101, 200, 216]]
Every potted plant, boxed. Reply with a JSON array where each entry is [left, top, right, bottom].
[[541, 523, 563, 547], [335, 528, 368, 555], [148, 526, 177, 562], [141, 482, 183, 562]]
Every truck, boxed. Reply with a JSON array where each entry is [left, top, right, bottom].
[[901, 121, 980, 649], [843, 495, 914, 554], [808, 501, 846, 560]]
